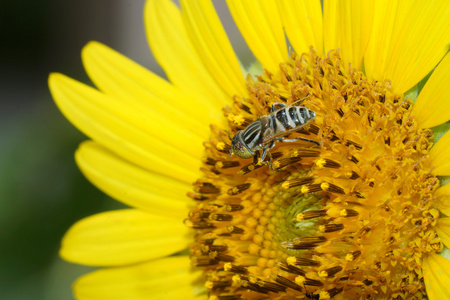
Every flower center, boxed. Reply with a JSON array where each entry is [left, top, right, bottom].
[[186, 49, 442, 299]]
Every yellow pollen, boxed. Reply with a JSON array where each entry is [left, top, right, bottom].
[[296, 213, 304, 221], [187, 49, 441, 300], [224, 262, 232, 272], [316, 158, 326, 168], [295, 276, 306, 285], [216, 142, 225, 151], [205, 281, 214, 289], [286, 256, 296, 265], [249, 276, 258, 284], [232, 275, 241, 285], [228, 114, 245, 126], [320, 182, 329, 191], [227, 113, 235, 122], [272, 161, 281, 169], [318, 270, 328, 278], [281, 181, 290, 190]]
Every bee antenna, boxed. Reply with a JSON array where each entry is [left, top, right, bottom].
[[291, 93, 311, 107]]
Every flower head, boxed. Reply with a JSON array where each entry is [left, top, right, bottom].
[[49, 0, 450, 299]]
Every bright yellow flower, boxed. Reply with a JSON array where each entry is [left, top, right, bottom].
[[49, 0, 450, 299]]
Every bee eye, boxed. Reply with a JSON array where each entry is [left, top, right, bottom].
[[232, 132, 254, 159]]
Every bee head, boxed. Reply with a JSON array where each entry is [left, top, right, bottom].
[[231, 131, 254, 159]]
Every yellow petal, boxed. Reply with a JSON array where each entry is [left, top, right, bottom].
[[435, 183, 450, 216], [364, 0, 450, 94], [144, 0, 230, 112], [423, 253, 450, 300], [324, 0, 374, 71], [74, 256, 204, 299], [60, 209, 190, 266], [226, 0, 287, 74], [429, 130, 450, 176], [277, 0, 323, 55], [323, 0, 340, 55], [48, 73, 201, 183], [81, 41, 209, 138], [339, 1, 374, 71], [76, 141, 192, 218], [436, 218, 450, 250], [180, 0, 247, 98], [412, 53, 450, 128]]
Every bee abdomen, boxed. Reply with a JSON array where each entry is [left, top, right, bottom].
[[273, 106, 314, 132]]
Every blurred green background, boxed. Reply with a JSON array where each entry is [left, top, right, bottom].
[[1, 1, 150, 298], [0, 1, 251, 299]]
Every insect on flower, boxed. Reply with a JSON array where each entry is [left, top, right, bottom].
[[230, 95, 319, 168]]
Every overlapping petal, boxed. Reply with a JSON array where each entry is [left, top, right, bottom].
[[277, 0, 323, 56], [364, 0, 450, 94], [144, 0, 230, 114], [429, 130, 450, 176], [226, 0, 287, 74], [435, 183, 450, 216], [60, 209, 191, 266], [412, 53, 450, 128], [81, 41, 210, 137], [436, 218, 450, 249], [324, 0, 374, 71], [73, 256, 204, 300], [323, 0, 340, 55], [76, 141, 192, 218], [180, 0, 247, 98], [48, 73, 201, 183], [423, 253, 450, 300]]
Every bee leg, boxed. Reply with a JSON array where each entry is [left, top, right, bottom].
[[279, 136, 320, 146], [289, 93, 310, 107], [260, 141, 276, 163], [260, 148, 268, 163], [253, 151, 261, 165], [260, 149, 275, 170], [267, 152, 274, 170], [260, 142, 276, 170]]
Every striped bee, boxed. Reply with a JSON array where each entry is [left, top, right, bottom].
[[231, 97, 319, 168]]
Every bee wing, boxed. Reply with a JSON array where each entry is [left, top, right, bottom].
[[261, 128, 293, 146]]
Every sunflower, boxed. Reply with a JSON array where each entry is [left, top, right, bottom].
[[48, 0, 450, 299]]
